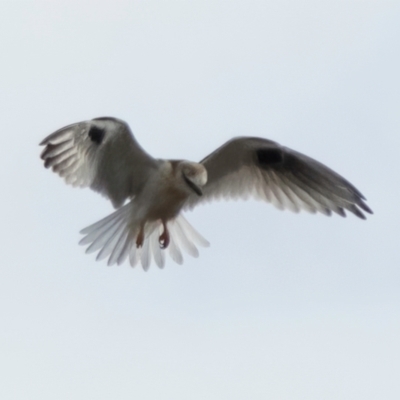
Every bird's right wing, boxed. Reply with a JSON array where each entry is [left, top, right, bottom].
[[185, 137, 372, 219], [40, 117, 160, 208]]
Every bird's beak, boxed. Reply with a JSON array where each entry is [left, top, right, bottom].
[[183, 175, 203, 196]]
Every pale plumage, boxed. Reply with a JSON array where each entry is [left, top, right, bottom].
[[40, 117, 372, 269]]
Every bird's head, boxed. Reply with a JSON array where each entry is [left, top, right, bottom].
[[179, 162, 207, 196]]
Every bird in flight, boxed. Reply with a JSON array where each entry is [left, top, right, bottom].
[[40, 117, 372, 270]]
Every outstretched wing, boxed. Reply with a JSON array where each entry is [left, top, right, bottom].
[[185, 137, 372, 219], [40, 117, 159, 208]]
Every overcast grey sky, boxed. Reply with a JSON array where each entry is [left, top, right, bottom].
[[1, 1, 400, 399]]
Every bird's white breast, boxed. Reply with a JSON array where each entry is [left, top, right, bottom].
[[136, 160, 189, 222]]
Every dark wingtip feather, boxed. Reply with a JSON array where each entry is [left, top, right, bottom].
[[44, 157, 53, 168], [333, 207, 346, 218], [349, 205, 366, 220], [39, 137, 50, 146], [40, 143, 54, 159], [358, 200, 373, 215]]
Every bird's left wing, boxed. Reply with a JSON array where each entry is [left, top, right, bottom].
[[40, 117, 159, 208], [184, 137, 372, 219]]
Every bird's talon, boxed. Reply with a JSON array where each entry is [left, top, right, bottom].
[[159, 227, 170, 249], [136, 229, 144, 248]]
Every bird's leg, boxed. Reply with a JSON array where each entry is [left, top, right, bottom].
[[159, 221, 170, 249], [136, 224, 145, 248]]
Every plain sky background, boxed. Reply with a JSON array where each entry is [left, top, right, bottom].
[[1, 1, 399, 399]]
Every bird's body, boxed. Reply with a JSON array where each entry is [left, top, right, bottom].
[[139, 160, 205, 222], [126, 160, 207, 250], [40, 117, 372, 270]]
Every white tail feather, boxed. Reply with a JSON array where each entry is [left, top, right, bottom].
[[79, 205, 209, 270]]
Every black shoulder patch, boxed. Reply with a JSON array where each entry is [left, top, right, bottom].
[[88, 125, 105, 145], [256, 148, 283, 166]]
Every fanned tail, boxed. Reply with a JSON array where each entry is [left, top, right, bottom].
[[79, 206, 209, 270]]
